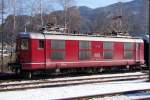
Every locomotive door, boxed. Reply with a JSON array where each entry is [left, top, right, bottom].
[[135, 43, 140, 62]]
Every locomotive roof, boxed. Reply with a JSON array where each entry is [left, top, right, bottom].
[[19, 32, 143, 43]]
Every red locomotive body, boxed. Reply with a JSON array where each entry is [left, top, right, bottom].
[[15, 32, 144, 77]]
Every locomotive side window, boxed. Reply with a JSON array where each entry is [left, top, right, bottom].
[[51, 40, 65, 60], [103, 42, 113, 59], [39, 40, 44, 49], [21, 39, 28, 50], [79, 51, 91, 60], [79, 41, 91, 49], [104, 51, 113, 59], [51, 40, 65, 49], [124, 42, 133, 59], [104, 42, 113, 50], [79, 41, 91, 60], [51, 51, 65, 60], [124, 51, 132, 59], [124, 42, 132, 50]]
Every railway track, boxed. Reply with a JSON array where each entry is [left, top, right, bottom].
[[60, 89, 150, 100], [0, 72, 148, 92]]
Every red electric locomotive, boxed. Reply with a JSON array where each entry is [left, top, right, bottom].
[[11, 30, 144, 78]]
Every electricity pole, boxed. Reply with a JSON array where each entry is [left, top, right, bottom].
[[148, 0, 150, 81], [1, 0, 4, 72], [64, 0, 67, 33], [9, 0, 16, 64], [13, 0, 16, 31], [111, 0, 123, 33], [40, 0, 43, 27]]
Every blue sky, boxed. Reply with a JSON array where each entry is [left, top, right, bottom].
[[5, 0, 135, 16], [76, 0, 134, 8]]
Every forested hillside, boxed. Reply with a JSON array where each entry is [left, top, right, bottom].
[[0, 0, 149, 44]]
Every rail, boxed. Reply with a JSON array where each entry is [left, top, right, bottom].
[[60, 89, 150, 100]]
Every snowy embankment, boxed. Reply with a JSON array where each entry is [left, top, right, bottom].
[[0, 80, 150, 100]]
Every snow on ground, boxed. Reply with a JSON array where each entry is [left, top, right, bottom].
[[0, 54, 9, 57], [0, 80, 150, 100]]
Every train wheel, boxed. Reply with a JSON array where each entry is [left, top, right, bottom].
[[98, 68, 104, 73], [126, 65, 130, 70], [27, 71, 32, 79], [15, 68, 21, 75], [21, 71, 32, 79]]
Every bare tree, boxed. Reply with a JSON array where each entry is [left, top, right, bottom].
[[143, 0, 149, 33], [56, 0, 82, 33], [57, 0, 75, 28], [67, 7, 82, 32]]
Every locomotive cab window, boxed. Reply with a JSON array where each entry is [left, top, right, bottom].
[[21, 39, 28, 50], [38, 40, 44, 49]]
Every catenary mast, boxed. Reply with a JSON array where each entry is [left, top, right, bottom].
[[1, 0, 4, 72]]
